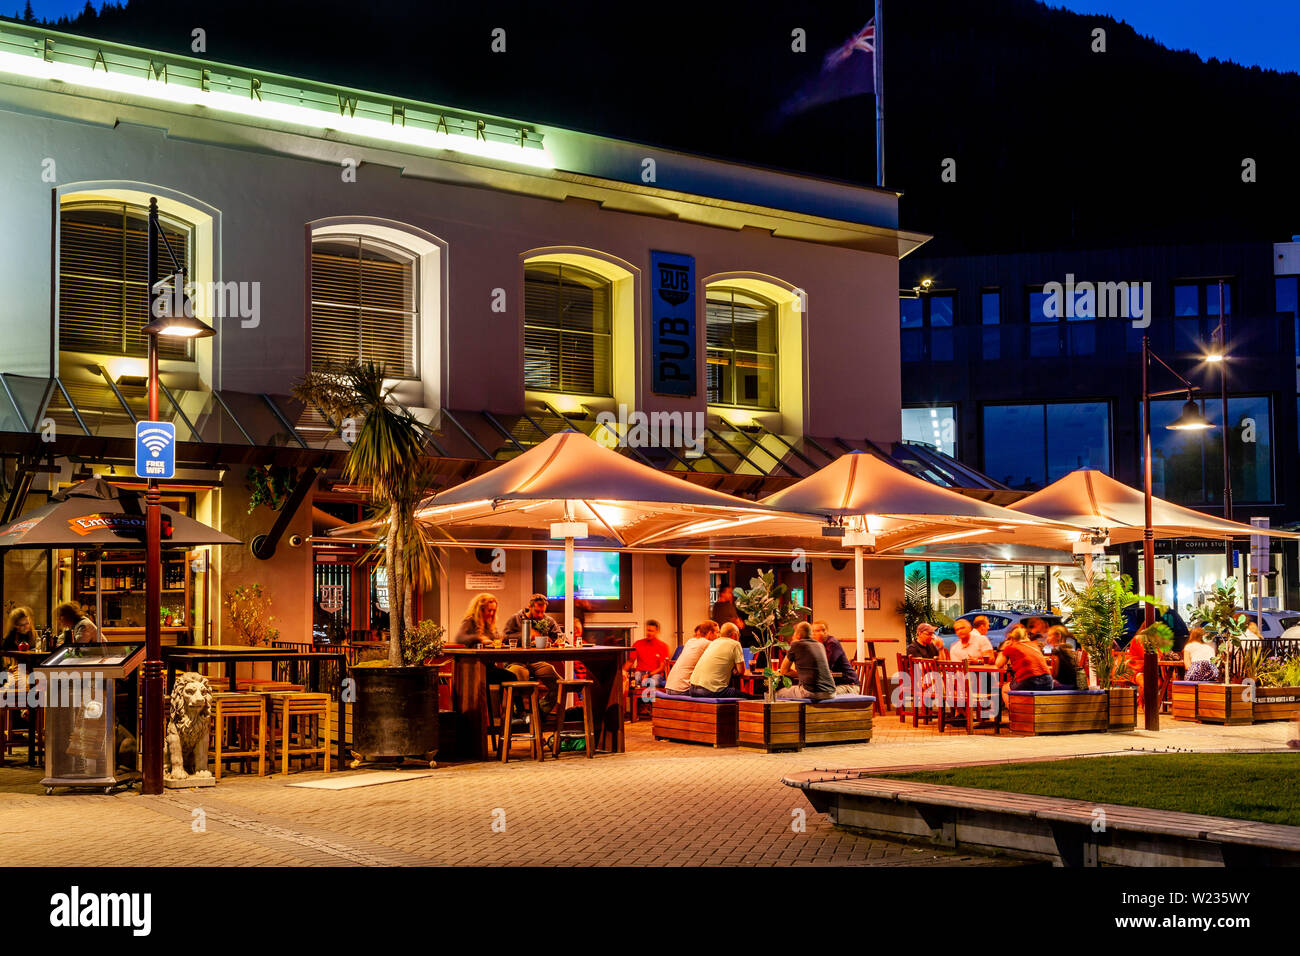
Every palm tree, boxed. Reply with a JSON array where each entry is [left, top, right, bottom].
[[294, 360, 429, 665]]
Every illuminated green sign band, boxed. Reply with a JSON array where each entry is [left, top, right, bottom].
[[0, 23, 551, 168]]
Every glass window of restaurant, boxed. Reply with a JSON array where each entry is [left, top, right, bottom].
[[903, 560, 964, 619], [982, 401, 1111, 491], [311, 235, 419, 378], [705, 287, 778, 409], [59, 201, 195, 360], [1137, 546, 1289, 617], [901, 405, 957, 456], [1144, 396, 1273, 506], [979, 563, 1051, 611], [524, 262, 613, 395]]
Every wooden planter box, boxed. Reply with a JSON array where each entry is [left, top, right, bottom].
[[802, 697, 874, 745], [651, 695, 738, 747], [1007, 690, 1107, 735], [738, 700, 803, 752], [1194, 684, 1254, 725], [1171, 681, 1199, 721], [1107, 686, 1137, 730], [1252, 686, 1300, 722]]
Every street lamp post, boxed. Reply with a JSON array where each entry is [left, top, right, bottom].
[[1141, 335, 1213, 731], [140, 197, 215, 794], [1207, 279, 1232, 579]]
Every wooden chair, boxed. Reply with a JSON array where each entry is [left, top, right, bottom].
[[552, 679, 595, 759], [210, 691, 266, 779], [498, 681, 545, 763], [853, 659, 887, 715], [901, 655, 944, 729], [267, 692, 331, 775]]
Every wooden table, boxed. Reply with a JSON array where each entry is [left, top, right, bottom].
[[162, 646, 347, 767], [448, 646, 631, 761]]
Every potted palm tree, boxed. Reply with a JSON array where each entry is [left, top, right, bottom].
[[733, 570, 809, 751], [295, 360, 442, 762], [1056, 571, 1167, 731]]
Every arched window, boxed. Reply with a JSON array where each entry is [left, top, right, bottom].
[[523, 262, 612, 395], [310, 235, 418, 378], [59, 201, 194, 360], [705, 286, 778, 409]]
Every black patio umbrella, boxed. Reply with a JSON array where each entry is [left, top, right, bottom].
[[0, 478, 240, 549]]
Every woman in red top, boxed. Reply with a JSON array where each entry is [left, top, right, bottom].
[[995, 626, 1053, 707]]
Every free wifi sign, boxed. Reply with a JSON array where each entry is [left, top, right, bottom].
[[135, 420, 176, 480]]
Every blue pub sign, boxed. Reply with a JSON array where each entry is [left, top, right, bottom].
[[650, 250, 696, 396]]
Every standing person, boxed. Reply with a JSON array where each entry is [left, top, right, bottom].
[[949, 619, 994, 663], [995, 626, 1052, 706], [687, 622, 750, 698], [810, 620, 859, 694], [711, 585, 742, 630], [906, 623, 944, 659], [625, 619, 671, 692], [3, 606, 36, 651], [776, 622, 836, 701], [55, 601, 101, 645], [501, 593, 561, 715], [1045, 625, 1082, 689], [665, 621, 717, 694]]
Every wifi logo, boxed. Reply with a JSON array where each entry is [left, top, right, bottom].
[[135, 420, 176, 479]]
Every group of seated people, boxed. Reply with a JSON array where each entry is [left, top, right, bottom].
[[631, 617, 862, 702], [904, 615, 1087, 704]]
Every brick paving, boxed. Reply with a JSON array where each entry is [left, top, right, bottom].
[[0, 713, 1291, 867]]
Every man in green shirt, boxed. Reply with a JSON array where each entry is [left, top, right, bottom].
[[687, 622, 750, 698]]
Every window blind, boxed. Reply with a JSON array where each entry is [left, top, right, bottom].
[[523, 263, 612, 395], [705, 287, 777, 408], [310, 237, 417, 378], [59, 203, 192, 360]]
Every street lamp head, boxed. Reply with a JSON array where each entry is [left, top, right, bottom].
[[1204, 351, 1225, 364], [1167, 395, 1213, 431], [142, 314, 216, 339]]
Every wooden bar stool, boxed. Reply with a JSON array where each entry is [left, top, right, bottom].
[[498, 681, 544, 763], [267, 692, 331, 775], [552, 679, 595, 759], [210, 691, 267, 779]]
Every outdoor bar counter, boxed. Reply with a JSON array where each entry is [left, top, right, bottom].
[[448, 645, 631, 760]]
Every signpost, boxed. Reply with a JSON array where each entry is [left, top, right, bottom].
[[1251, 517, 1269, 629]]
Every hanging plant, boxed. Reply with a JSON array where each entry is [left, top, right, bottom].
[[245, 465, 295, 513]]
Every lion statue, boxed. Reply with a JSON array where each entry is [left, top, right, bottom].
[[165, 672, 213, 781]]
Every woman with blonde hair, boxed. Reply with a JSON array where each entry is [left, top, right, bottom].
[[455, 593, 527, 687]]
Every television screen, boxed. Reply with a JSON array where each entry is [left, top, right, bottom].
[[543, 550, 622, 601]]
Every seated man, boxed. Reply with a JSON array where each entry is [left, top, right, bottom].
[[1045, 625, 1083, 689], [948, 619, 994, 664], [1024, 616, 1050, 646], [776, 622, 836, 701], [995, 626, 1053, 706], [906, 622, 944, 659], [664, 621, 716, 695], [687, 622, 751, 698], [810, 620, 859, 694], [625, 618, 671, 695], [500, 592, 562, 715]]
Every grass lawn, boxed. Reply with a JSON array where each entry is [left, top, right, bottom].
[[896, 753, 1300, 827]]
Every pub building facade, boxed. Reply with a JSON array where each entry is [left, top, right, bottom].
[[0, 21, 1008, 653]]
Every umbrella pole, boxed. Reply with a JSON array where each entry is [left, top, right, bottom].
[[565, 534, 575, 643], [854, 545, 865, 662]]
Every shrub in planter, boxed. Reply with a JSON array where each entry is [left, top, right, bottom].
[[350, 619, 444, 764]]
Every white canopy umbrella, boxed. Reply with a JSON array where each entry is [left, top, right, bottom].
[[641, 450, 1083, 660]]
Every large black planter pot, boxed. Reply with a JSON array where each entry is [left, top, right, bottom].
[[350, 665, 439, 760]]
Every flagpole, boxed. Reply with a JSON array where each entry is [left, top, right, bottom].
[[874, 0, 885, 187]]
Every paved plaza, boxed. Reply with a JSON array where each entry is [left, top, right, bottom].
[[0, 715, 1293, 867]]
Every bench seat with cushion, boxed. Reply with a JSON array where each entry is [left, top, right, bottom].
[[1007, 688, 1107, 735], [651, 691, 739, 747]]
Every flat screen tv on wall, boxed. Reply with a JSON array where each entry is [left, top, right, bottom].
[[531, 549, 632, 614]]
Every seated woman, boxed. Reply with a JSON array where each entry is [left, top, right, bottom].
[[1183, 627, 1215, 669], [456, 593, 529, 688], [3, 606, 36, 651], [995, 626, 1053, 707], [1045, 625, 1083, 689]]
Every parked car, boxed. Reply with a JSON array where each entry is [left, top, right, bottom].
[[1233, 609, 1300, 642], [936, 610, 1063, 649]]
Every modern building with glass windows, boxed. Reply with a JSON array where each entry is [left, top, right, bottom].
[[900, 240, 1300, 614], [0, 22, 956, 650]]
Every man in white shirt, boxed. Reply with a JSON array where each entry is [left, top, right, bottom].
[[664, 620, 718, 694], [948, 618, 993, 663]]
